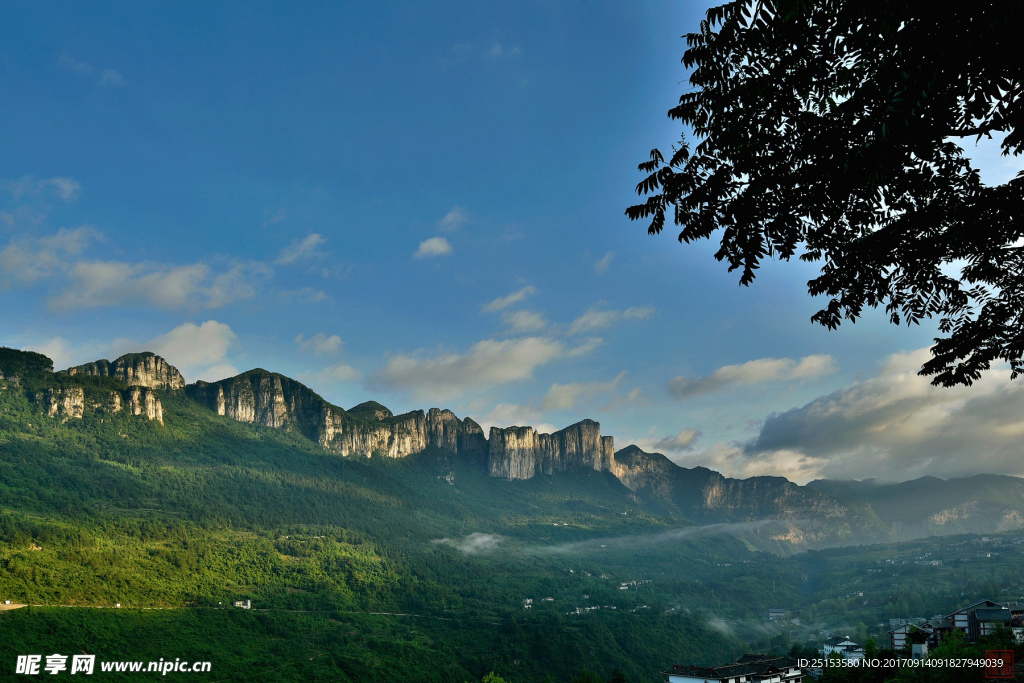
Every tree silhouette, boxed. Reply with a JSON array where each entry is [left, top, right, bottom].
[[628, 0, 1023, 386]]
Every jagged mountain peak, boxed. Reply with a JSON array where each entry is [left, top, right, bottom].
[[63, 352, 185, 391]]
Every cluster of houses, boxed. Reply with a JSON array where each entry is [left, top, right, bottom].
[[822, 599, 1024, 663], [887, 599, 1024, 654]]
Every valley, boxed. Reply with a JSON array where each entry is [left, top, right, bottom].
[[3, 347, 1024, 681]]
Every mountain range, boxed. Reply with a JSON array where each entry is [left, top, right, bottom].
[[4, 346, 1023, 552]]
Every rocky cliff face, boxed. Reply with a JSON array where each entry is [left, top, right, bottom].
[[37, 385, 165, 424], [611, 445, 679, 501], [126, 387, 164, 424], [187, 369, 617, 478], [487, 420, 615, 480], [186, 370, 488, 460], [64, 352, 185, 390], [43, 386, 85, 420]]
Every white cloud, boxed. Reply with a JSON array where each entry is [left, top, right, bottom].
[[295, 333, 343, 354], [594, 251, 614, 274], [3, 176, 81, 202], [668, 354, 838, 399], [0, 227, 99, 286], [48, 178, 82, 201], [541, 372, 626, 411], [567, 305, 654, 335], [737, 348, 1024, 482], [322, 363, 361, 382], [115, 320, 241, 382], [482, 286, 536, 312], [414, 236, 452, 258], [371, 336, 565, 400], [502, 309, 547, 333], [566, 337, 603, 358], [23, 337, 97, 371], [276, 234, 326, 264], [678, 442, 826, 486], [48, 260, 266, 312], [438, 205, 469, 231]]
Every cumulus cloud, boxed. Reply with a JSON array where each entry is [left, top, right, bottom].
[[567, 305, 654, 335], [433, 532, 503, 555], [594, 251, 614, 274], [295, 333, 343, 354], [482, 286, 536, 312], [541, 372, 626, 411], [414, 236, 451, 258], [738, 348, 1024, 482], [141, 320, 239, 382], [438, 205, 469, 231], [276, 234, 326, 264], [668, 354, 837, 399], [371, 336, 565, 400], [502, 309, 547, 333]]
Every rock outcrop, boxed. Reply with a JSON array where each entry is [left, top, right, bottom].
[[37, 384, 164, 424], [186, 369, 617, 477], [43, 386, 85, 420], [64, 353, 185, 391], [487, 420, 615, 480], [186, 370, 488, 460], [126, 387, 164, 424]]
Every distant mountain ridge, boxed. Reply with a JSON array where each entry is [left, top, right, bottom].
[[3, 345, 1024, 550]]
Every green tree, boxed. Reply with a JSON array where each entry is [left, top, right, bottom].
[[628, 0, 1024, 386]]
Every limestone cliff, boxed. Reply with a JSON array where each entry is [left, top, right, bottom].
[[487, 419, 615, 480], [43, 386, 85, 420], [38, 384, 165, 424], [63, 352, 185, 390], [125, 387, 164, 424], [188, 368, 611, 477], [186, 370, 487, 459], [0, 348, 167, 425]]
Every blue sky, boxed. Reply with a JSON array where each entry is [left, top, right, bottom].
[[2, 1, 1022, 484]]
